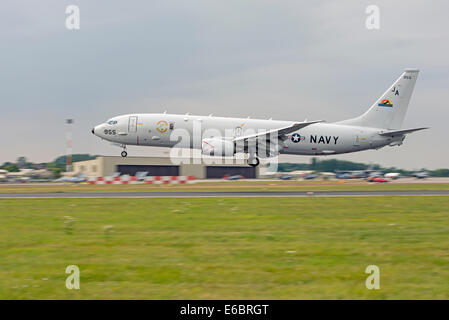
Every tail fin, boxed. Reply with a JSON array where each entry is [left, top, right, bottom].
[[339, 69, 419, 129]]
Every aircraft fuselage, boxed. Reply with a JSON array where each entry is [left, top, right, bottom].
[[93, 113, 398, 156]]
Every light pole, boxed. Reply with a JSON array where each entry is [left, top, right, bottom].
[[66, 119, 74, 172]]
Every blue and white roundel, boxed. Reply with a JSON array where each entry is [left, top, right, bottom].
[[291, 133, 303, 143]]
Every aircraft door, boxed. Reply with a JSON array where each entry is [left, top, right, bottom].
[[234, 126, 243, 138], [128, 116, 138, 133], [354, 135, 360, 146], [354, 133, 369, 148]]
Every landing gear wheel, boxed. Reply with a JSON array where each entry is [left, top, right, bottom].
[[121, 151, 128, 157], [248, 157, 260, 167]]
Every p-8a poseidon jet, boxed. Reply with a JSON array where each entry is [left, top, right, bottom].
[[92, 69, 427, 167]]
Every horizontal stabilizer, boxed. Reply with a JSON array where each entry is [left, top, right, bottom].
[[378, 127, 428, 136], [233, 120, 322, 142]]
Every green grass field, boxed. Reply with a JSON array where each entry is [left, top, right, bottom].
[[1, 196, 449, 299], [1, 181, 449, 193]]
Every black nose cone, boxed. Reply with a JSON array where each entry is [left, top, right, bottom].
[[91, 128, 95, 134]]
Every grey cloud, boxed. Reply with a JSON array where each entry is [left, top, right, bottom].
[[0, 0, 447, 169]]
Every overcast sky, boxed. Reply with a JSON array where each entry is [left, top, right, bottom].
[[0, 0, 448, 169]]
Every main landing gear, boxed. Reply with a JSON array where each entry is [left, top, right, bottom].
[[247, 155, 260, 167]]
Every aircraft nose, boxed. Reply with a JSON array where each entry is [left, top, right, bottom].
[[92, 125, 101, 136]]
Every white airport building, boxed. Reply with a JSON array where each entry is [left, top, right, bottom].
[[73, 156, 260, 179]]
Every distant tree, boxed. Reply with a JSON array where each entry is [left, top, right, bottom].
[[4, 164, 19, 172], [51, 167, 62, 178], [16, 156, 27, 168], [430, 169, 449, 177], [0, 162, 13, 169], [314, 159, 368, 171], [310, 157, 318, 170], [51, 154, 97, 171], [277, 163, 309, 172]]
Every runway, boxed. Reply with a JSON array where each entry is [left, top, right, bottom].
[[1, 190, 449, 198]]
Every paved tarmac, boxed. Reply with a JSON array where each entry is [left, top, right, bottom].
[[1, 190, 449, 198]]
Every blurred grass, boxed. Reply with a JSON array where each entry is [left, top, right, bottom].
[[1, 181, 449, 193], [0, 197, 448, 299]]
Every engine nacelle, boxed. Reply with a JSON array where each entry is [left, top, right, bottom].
[[202, 137, 235, 156]]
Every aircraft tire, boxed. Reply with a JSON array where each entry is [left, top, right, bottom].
[[121, 151, 128, 157], [248, 157, 259, 167]]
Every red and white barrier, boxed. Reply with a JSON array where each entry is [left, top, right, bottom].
[[87, 176, 196, 185], [144, 176, 196, 184], [88, 176, 139, 185]]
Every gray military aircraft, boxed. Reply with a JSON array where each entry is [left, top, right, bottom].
[[92, 69, 427, 167], [54, 174, 87, 183]]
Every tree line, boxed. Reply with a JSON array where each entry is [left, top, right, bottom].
[[276, 158, 449, 177], [0, 154, 97, 177]]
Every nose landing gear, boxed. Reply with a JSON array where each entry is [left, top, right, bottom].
[[120, 145, 128, 157]]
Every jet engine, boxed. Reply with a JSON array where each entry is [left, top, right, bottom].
[[202, 137, 235, 156]]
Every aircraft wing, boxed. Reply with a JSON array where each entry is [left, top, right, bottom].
[[378, 127, 429, 137], [233, 120, 322, 142]]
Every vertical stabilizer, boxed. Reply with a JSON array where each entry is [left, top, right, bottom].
[[339, 69, 419, 129]]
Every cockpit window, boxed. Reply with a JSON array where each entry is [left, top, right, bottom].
[[107, 120, 118, 125]]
